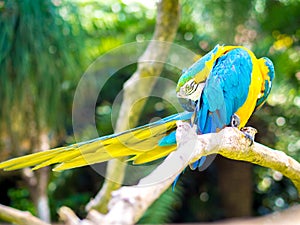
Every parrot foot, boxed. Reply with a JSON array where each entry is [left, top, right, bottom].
[[240, 127, 257, 146], [230, 114, 240, 128], [230, 114, 257, 145]]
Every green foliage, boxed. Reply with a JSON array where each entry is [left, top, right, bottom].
[[48, 168, 100, 219], [0, 0, 86, 149], [7, 188, 36, 215], [0, 0, 88, 220], [74, 0, 156, 58]]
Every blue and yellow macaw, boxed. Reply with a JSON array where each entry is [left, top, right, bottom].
[[0, 45, 275, 173]]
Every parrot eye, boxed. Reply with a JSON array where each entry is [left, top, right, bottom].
[[185, 80, 198, 95]]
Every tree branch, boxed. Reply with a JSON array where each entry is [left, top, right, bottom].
[[86, 0, 180, 213], [58, 206, 81, 225], [0, 204, 50, 225], [98, 121, 300, 225]]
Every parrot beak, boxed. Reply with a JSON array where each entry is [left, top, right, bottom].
[[176, 87, 186, 99]]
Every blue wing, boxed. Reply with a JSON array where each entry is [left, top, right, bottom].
[[196, 48, 252, 133], [191, 48, 253, 169]]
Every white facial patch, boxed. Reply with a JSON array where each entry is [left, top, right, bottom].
[[188, 83, 205, 101]]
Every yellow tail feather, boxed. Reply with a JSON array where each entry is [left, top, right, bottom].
[[0, 120, 178, 171]]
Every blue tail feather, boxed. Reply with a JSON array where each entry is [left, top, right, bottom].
[[189, 156, 207, 170]]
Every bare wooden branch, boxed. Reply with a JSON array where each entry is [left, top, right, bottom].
[[86, 210, 105, 224], [86, 0, 180, 213], [58, 206, 80, 225], [98, 121, 300, 225], [0, 204, 50, 225]]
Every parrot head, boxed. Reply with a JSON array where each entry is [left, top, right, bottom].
[[176, 67, 206, 112], [176, 76, 206, 101], [176, 45, 221, 111]]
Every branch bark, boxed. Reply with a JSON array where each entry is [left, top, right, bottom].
[[0, 204, 50, 225], [86, 0, 180, 213], [58, 207, 82, 225]]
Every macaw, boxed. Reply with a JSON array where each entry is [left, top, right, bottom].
[[0, 45, 275, 173]]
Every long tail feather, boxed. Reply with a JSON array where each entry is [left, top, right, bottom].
[[0, 112, 192, 171]]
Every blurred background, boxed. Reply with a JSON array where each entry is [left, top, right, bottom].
[[0, 0, 299, 223]]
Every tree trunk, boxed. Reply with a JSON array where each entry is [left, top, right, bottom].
[[35, 167, 50, 222], [23, 133, 51, 222]]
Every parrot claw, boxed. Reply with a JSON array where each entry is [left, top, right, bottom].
[[240, 127, 257, 146]]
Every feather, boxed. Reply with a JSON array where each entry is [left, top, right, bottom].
[[0, 112, 193, 171], [158, 131, 176, 146]]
